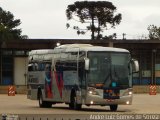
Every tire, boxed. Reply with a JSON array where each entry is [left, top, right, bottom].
[[69, 92, 82, 110], [69, 93, 74, 109], [110, 105, 118, 111], [69, 102, 74, 109], [38, 92, 52, 108]]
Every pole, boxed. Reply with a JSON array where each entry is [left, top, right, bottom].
[[0, 51, 1, 84], [151, 49, 156, 85]]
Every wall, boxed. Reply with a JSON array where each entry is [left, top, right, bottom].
[[14, 57, 28, 85]]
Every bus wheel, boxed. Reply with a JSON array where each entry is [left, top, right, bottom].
[[110, 105, 118, 111], [38, 92, 52, 108], [70, 93, 82, 110], [69, 102, 74, 109]]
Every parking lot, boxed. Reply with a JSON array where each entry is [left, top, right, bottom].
[[0, 94, 160, 114]]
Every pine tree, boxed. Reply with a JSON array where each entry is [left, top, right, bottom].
[[66, 1, 121, 40], [0, 7, 27, 42]]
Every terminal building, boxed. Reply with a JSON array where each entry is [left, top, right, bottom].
[[0, 39, 160, 93]]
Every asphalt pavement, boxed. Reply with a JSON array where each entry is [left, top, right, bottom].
[[0, 94, 160, 120]]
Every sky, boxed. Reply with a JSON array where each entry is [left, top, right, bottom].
[[0, 0, 160, 39]]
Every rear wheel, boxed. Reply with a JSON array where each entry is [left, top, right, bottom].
[[110, 105, 118, 111], [38, 92, 52, 108]]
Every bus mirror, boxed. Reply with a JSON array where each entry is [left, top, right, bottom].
[[132, 59, 139, 73], [84, 58, 90, 70]]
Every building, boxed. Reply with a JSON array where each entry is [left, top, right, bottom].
[[0, 39, 160, 93]]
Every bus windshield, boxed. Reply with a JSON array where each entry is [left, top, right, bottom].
[[87, 51, 131, 88]]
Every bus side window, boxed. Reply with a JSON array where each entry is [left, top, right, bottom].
[[35, 63, 38, 71], [28, 64, 33, 71], [45, 63, 51, 71], [38, 63, 46, 71]]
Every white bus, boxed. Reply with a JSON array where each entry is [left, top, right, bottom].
[[27, 44, 139, 111]]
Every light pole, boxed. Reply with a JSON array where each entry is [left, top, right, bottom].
[[0, 41, 6, 84], [151, 49, 156, 85], [56, 42, 61, 47]]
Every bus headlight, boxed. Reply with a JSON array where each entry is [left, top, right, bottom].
[[88, 87, 99, 95], [90, 101, 94, 104], [89, 91, 93, 94], [88, 90, 98, 95], [129, 91, 132, 95], [126, 101, 130, 105], [122, 90, 133, 96]]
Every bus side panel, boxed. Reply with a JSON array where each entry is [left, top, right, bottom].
[[51, 71, 63, 102], [43, 65, 53, 99], [62, 71, 79, 103], [27, 71, 45, 100]]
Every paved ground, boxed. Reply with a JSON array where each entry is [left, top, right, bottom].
[[0, 94, 160, 114], [0, 94, 160, 119]]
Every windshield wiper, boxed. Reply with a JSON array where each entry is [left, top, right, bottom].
[[103, 65, 119, 88], [112, 65, 119, 81], [103, 66, 112, 87]]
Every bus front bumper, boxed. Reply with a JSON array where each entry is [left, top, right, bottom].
[[85, 94, 133, 105]]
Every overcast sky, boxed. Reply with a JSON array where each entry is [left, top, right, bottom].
[[1, 0, 160, 39]]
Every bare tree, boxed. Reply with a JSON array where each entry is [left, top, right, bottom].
[[148, 25, 160, 40]]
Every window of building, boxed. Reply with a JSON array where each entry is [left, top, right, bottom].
[[2, 50, 12, 55], [1, 56, 13, 85], [14, 51, 25, 55]]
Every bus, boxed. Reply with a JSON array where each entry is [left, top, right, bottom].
[[27, 44, 139, 111]]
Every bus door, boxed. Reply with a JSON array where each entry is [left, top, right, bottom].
[[80, 65, 86, 104], [78, 51, 86, 104], [67, 48, 84, 104]]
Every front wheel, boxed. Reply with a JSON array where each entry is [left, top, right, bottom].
[[110, 105, 118, 111], [38, 92, 52, 108], [69, 92, 82, 110]]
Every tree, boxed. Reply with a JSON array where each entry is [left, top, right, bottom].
[[66, 1, 122, 40], [148, 25, 160, 40], [0, 7, 27, 43]]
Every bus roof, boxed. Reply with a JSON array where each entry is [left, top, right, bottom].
[[29, 44, 129, 56], [29, 49, 54, 55], [55, 44, 129, 53]]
